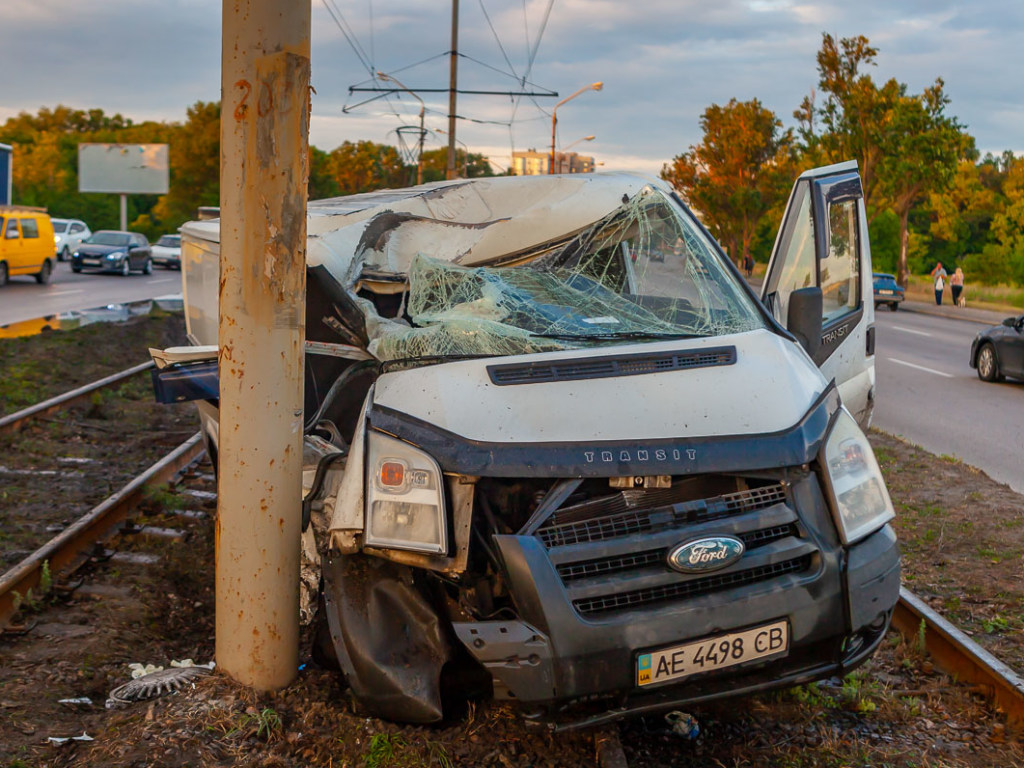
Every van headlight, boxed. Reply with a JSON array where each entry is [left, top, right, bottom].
[[820, 409, 895, 546], [365, 431, 447, 554]]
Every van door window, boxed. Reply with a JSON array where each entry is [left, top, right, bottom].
[[764, 183, 816, 325], [821, 199, 859, 324], [20, 218, 40, 239], [4, 218, 19, 239]]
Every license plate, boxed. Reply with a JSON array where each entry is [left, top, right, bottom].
[[636, 620, 789, 686], [82, 259, 100, 266], [878, 289, 893, 295]]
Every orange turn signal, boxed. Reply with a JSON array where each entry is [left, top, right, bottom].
[[380, 461, 406, 488]]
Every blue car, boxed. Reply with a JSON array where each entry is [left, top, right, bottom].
[[872, 272, 905, 311]]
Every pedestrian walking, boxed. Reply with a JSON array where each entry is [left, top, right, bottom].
[[951, 267, 964, 307], [931, 262, 948, 305], [743, 254, 754, 278]]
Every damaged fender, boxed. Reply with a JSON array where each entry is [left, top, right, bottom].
[[321, 551, 453, 723]]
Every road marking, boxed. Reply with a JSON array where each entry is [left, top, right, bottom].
[[887, 358, 954, 378], [891, 325, 932, 337], [148, 279, 177, 284], [50, 289, 84, 297]]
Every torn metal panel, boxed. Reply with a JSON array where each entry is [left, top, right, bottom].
[[322, 552, 452, 723]]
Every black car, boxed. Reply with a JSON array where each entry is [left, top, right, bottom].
[[872, 272, 905, 311], [72, 230, 153, 276], [970, 315, 1024, 382]]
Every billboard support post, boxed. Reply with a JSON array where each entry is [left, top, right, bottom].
[[217, 0, 311, 690], [119, 195, 127, 231]]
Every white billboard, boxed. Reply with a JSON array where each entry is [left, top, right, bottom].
[[78, 143, 169, 194]]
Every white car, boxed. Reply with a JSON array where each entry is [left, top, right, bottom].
[[151, 234, 182, 269], [52, 218, 91, 261]]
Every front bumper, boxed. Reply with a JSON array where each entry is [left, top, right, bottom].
[[453, 471, 900, 727]]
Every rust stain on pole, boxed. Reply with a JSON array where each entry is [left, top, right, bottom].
[[218, 0, 311, 691]]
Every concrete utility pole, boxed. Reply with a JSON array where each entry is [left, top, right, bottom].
[[446, 0, 459, 180], [218, 0, 310, 690]]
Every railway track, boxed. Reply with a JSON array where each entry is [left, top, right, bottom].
[[1, 361, 1022, 764]]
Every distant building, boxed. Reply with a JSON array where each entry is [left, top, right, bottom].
[[512, 149, 596, 176]]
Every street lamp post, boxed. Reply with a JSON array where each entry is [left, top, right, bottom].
[[550, 82, 602, 175], [377, 71, 425, 185]]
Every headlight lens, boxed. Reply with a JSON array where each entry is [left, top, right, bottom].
[[106, 251, 124, 260], [821, 409, 895, 545], [365, 431, 447, 554]]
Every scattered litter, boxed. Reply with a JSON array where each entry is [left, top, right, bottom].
[[47, 732, 94, 745], [58, 697, 93, 707], [171, 658, 215, 670], [129, 663, 164, 679], [665, 711, 700, 739], [107, 664, 214, 708]]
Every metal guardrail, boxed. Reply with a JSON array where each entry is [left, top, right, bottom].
[[0, 360, 155, 433], [0, 433, 204, 630]]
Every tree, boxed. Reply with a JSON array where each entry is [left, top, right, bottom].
[[148, 101, 221, 233], [328, 141, 408, 195], [876, 81, 964, 285], [661, 98, 796, 266], [797, 34, 899, 216], [420, 147, 494, 182]]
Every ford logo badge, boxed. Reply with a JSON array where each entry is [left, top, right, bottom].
[[667, 536, 745, 574]]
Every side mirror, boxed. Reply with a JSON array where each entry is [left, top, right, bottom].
[[787, 287, 823, 358], [1002, 317, 1017, 328]]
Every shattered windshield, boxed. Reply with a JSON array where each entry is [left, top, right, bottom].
[[369, 186, 766, 362]]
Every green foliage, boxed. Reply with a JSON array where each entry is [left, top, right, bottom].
[[868, 210, 900, 273], [661, 97, 797, 265], [236, 707, 282, 740], [363, 733, 408, 767]]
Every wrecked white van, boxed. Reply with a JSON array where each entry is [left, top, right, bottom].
[[155, 163, 899, 728]]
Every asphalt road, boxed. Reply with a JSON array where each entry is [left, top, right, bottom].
[[0, 259, 183, 326], [872, 306, 1023, 493]]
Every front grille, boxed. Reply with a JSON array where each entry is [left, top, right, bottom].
[[537, 484, 789, 548], [573, 556, 811, 616], [555, 523, 798, 583], [487, 346, 736, 386]]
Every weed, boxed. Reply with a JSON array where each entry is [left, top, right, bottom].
[[917, 620, 927, 655], [363, 733, 407, 767], [144, 483, 186, 511], [982, 615, 1010, 634], [786, 683, 836, 709], [236, 707, 282, 740]]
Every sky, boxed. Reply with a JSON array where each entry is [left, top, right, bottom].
[[1, 0, 1022, 176]]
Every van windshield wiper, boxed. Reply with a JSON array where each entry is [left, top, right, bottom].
[[530, 331, 706, 341]]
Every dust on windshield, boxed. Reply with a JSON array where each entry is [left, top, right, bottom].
[[369, 186, 766, 363]]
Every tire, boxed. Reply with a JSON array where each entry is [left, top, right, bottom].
[[977, 343, 1004, 383], [889, 302, 899, 312], [59, 246, 70, 262], [35, 259, 53, 285], [0, 261, 7, 286], [120, 258, 131, 276], [143, 258, 153, 275], [72, 265, 82, 274]]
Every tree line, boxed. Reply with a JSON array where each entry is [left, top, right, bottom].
[[0, 103, 493, 242], [662, 34, 1024, 288], [5, 33, 1022, 288]]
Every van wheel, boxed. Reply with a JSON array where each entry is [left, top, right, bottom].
[[35, 259, 53, 285], [0, 262, 7, 286]]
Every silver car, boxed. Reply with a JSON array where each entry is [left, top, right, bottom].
[[151, 234, 181, 269], [52, 218, 91, 261]]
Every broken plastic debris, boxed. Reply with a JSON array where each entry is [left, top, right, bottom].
[[128, 662, 164, 679], [170, 658, 215, 670], [58, 697, 92, 706], [47, 732, 94, 744], [107, 665, 214, 709], [665, 710, 700, 739]]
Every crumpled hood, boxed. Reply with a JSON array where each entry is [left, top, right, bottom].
[[372, 329, 826, 444]]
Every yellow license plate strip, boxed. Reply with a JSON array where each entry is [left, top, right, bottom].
[[636, 620, 789, 687]]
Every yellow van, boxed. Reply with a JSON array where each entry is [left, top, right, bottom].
[[0, 206, 56, 285]]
